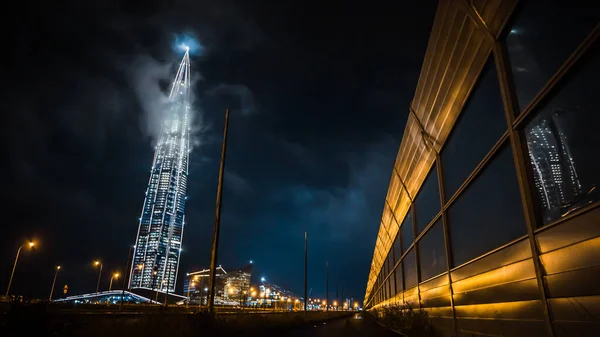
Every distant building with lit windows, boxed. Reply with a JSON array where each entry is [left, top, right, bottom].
[[526, 109, 583, 221], [184, 264, 252, 305], [129, 50, 192, 292]]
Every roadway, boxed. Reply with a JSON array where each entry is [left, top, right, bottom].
[[285, 312, 401, 337]]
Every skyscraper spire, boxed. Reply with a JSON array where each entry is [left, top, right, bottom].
[[129, 51, 191, 292]]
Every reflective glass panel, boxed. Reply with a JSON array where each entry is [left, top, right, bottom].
[[395, 262, 403, 294], [524, 40, 600, 225], [401, 211, 414, 253], [448, 144, 527, 266], [393, 231, 402, 262], [414, 165, 440, 234], [403, 248, 418, 289], [442, 57, 506, 200], [418, 219, 447, 281], [505, 1, 599, 111], [389, 272, 396, 298]]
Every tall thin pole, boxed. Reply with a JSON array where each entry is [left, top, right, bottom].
[[120, 246, 133, 310], [208, 108, 230, 315], [95, 263, 103, 294], [49, 266, 60, 301], [341, 286, 344, 311], [164, 258, 172, 307], [335, 280, 338, 310], [304, 231, 308, 313], [5, 246, 23, 297], [325, 261, 329, 312]]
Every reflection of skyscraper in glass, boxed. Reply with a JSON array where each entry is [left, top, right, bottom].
[[129, 50, 191, 292], [526, 108, 582, 220]]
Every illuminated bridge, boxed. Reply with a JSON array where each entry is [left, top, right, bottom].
[[53, 290, 187, 305], [364, 1, 600, 337]]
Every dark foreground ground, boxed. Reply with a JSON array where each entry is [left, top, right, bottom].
[[1, 304, 400, 337], [286, 313, 400, 337]]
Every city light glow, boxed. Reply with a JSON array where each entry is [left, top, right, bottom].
[[172, 33, 204, 56]]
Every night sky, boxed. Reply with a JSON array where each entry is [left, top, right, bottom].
[[1, 0, 435, 301]]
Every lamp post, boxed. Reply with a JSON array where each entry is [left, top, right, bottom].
[[186, 280, 195, 308], [109, 273, 119, 291], [5, 241, 35, 298], [152, 267, 159, 304], [49, 265, 61, 301], [120, 245, 134, 310], [94, 261, 103, 295]]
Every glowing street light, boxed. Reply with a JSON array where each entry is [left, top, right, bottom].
[[5, 241, 35, 297], [94, 260, 103, 294], [49, 265, 61, 301], [109, 273, 120, 291], [186, 280, 195, 308], [261, 277, 266, 282]]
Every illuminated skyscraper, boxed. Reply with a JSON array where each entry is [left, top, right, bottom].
[[129, 49, 191, 292], [526, 108, 582, 221]]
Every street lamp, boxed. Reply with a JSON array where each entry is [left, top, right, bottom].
[[5, 241, 35, 297], [136, 264, 144, 288], [109, 273, 120, 291], [186, 280, 195, 308], [49, 265, 61, 301], [94, 260, 103, 294]]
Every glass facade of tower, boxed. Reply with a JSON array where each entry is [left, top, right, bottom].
[[365, 1, 600, 336], [129, 51, 191, 292]]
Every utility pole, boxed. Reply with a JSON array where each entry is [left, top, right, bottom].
[[208, 109, 230, 315], [341, 286, 344, 311], [304, 231, 308, 313], [49, 266, 61, 301], [325, 261, 329, 312], [164, 259, 172, 307], [335, 280, 338, 311], [120, 245, 133, 310]]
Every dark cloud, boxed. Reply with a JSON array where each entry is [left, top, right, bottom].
[[207, 84, 256, 115], [1, 0, 436, 301]]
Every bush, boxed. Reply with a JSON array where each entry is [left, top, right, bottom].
[[374, 303, 431, 337]]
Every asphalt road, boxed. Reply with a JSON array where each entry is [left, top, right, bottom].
[[285, 313, 401, 337]]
